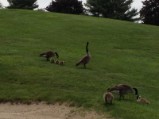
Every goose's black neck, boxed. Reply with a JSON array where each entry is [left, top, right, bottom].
[[86, 42, 89, 54]]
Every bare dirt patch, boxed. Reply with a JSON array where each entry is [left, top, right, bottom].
[[0, 103, 112, 119]]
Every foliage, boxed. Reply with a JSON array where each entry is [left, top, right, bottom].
[[0, 9, 159, 119], [7, 0, 38, 9], [86, 0, 139, 21], [46, 0, 83, 14], [140, 0, 159, 26]]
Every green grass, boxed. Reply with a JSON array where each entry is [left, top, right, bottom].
[[0, 9, 159, 119]]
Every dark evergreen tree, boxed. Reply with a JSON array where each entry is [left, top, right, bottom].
[[7, 0, 38, 10], [46, 0, 83, 14], [86, 0, 138, 21], [140, 0, 159, 26]]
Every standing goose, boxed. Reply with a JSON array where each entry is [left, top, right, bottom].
[[107, 84, 139, 100], [76, 42, 91, 68]]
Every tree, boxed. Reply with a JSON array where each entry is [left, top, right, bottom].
[[7, 0, 38, 10], [85, 0, 139, 21], [46, 0, 83, 14], [140, 0, 159, 26]]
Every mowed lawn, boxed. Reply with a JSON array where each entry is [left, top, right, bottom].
[[0, 9, 159, 119]]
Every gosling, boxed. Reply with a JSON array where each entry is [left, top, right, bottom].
[[137, 96, 150, 104], [103, 92, 114, 104], [59, 61, 65, 65]]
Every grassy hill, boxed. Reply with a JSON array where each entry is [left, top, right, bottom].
[[0, 9, 159, 119]]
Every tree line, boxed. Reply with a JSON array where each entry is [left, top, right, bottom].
[[1, 0, 159, 26]]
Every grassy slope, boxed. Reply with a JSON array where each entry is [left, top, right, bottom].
[[0, 9, 159, 119]]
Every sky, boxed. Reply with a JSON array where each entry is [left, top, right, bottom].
[[0, 0, 144, 10]]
